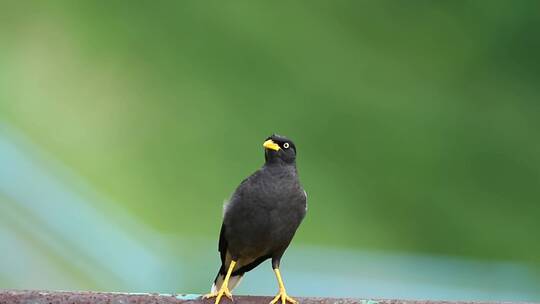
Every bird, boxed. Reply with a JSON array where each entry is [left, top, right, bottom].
[[204, 134, 307, 304]]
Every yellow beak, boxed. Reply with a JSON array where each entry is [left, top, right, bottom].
[[263, 139, 280, 151]]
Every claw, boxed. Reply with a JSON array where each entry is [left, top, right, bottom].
[[269, 289, 297, 304], [205, 261, 237, 304], [203, 285, 233, 304]]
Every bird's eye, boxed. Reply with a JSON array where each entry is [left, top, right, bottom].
[[283, 143, 290, 149]]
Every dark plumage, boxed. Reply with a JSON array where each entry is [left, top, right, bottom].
[[207, 134, 307, 304]]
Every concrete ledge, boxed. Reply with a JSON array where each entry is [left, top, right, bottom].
[[0, 290, 534, 304]]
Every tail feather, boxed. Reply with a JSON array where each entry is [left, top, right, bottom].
[[211, 272, 243, 293]]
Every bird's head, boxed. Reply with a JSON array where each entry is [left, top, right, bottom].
[[263, 134, 297, 165]]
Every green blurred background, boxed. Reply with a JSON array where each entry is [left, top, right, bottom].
[[1, 0, 540, 301]]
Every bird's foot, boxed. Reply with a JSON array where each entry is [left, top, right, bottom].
[[269, 288, 297, 304], [203, 285, 233, 304]]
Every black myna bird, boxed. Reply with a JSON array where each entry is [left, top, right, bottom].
[[204, 134, 307, 304]]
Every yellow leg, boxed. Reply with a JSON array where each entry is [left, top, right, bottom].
[[204, 260, 236, 304], [269, 268, 298, 304]]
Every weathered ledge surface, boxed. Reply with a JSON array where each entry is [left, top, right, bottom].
[[0, 290, 534, 304]]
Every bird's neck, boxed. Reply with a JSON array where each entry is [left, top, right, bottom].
[[263, 161, 297, 174]]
